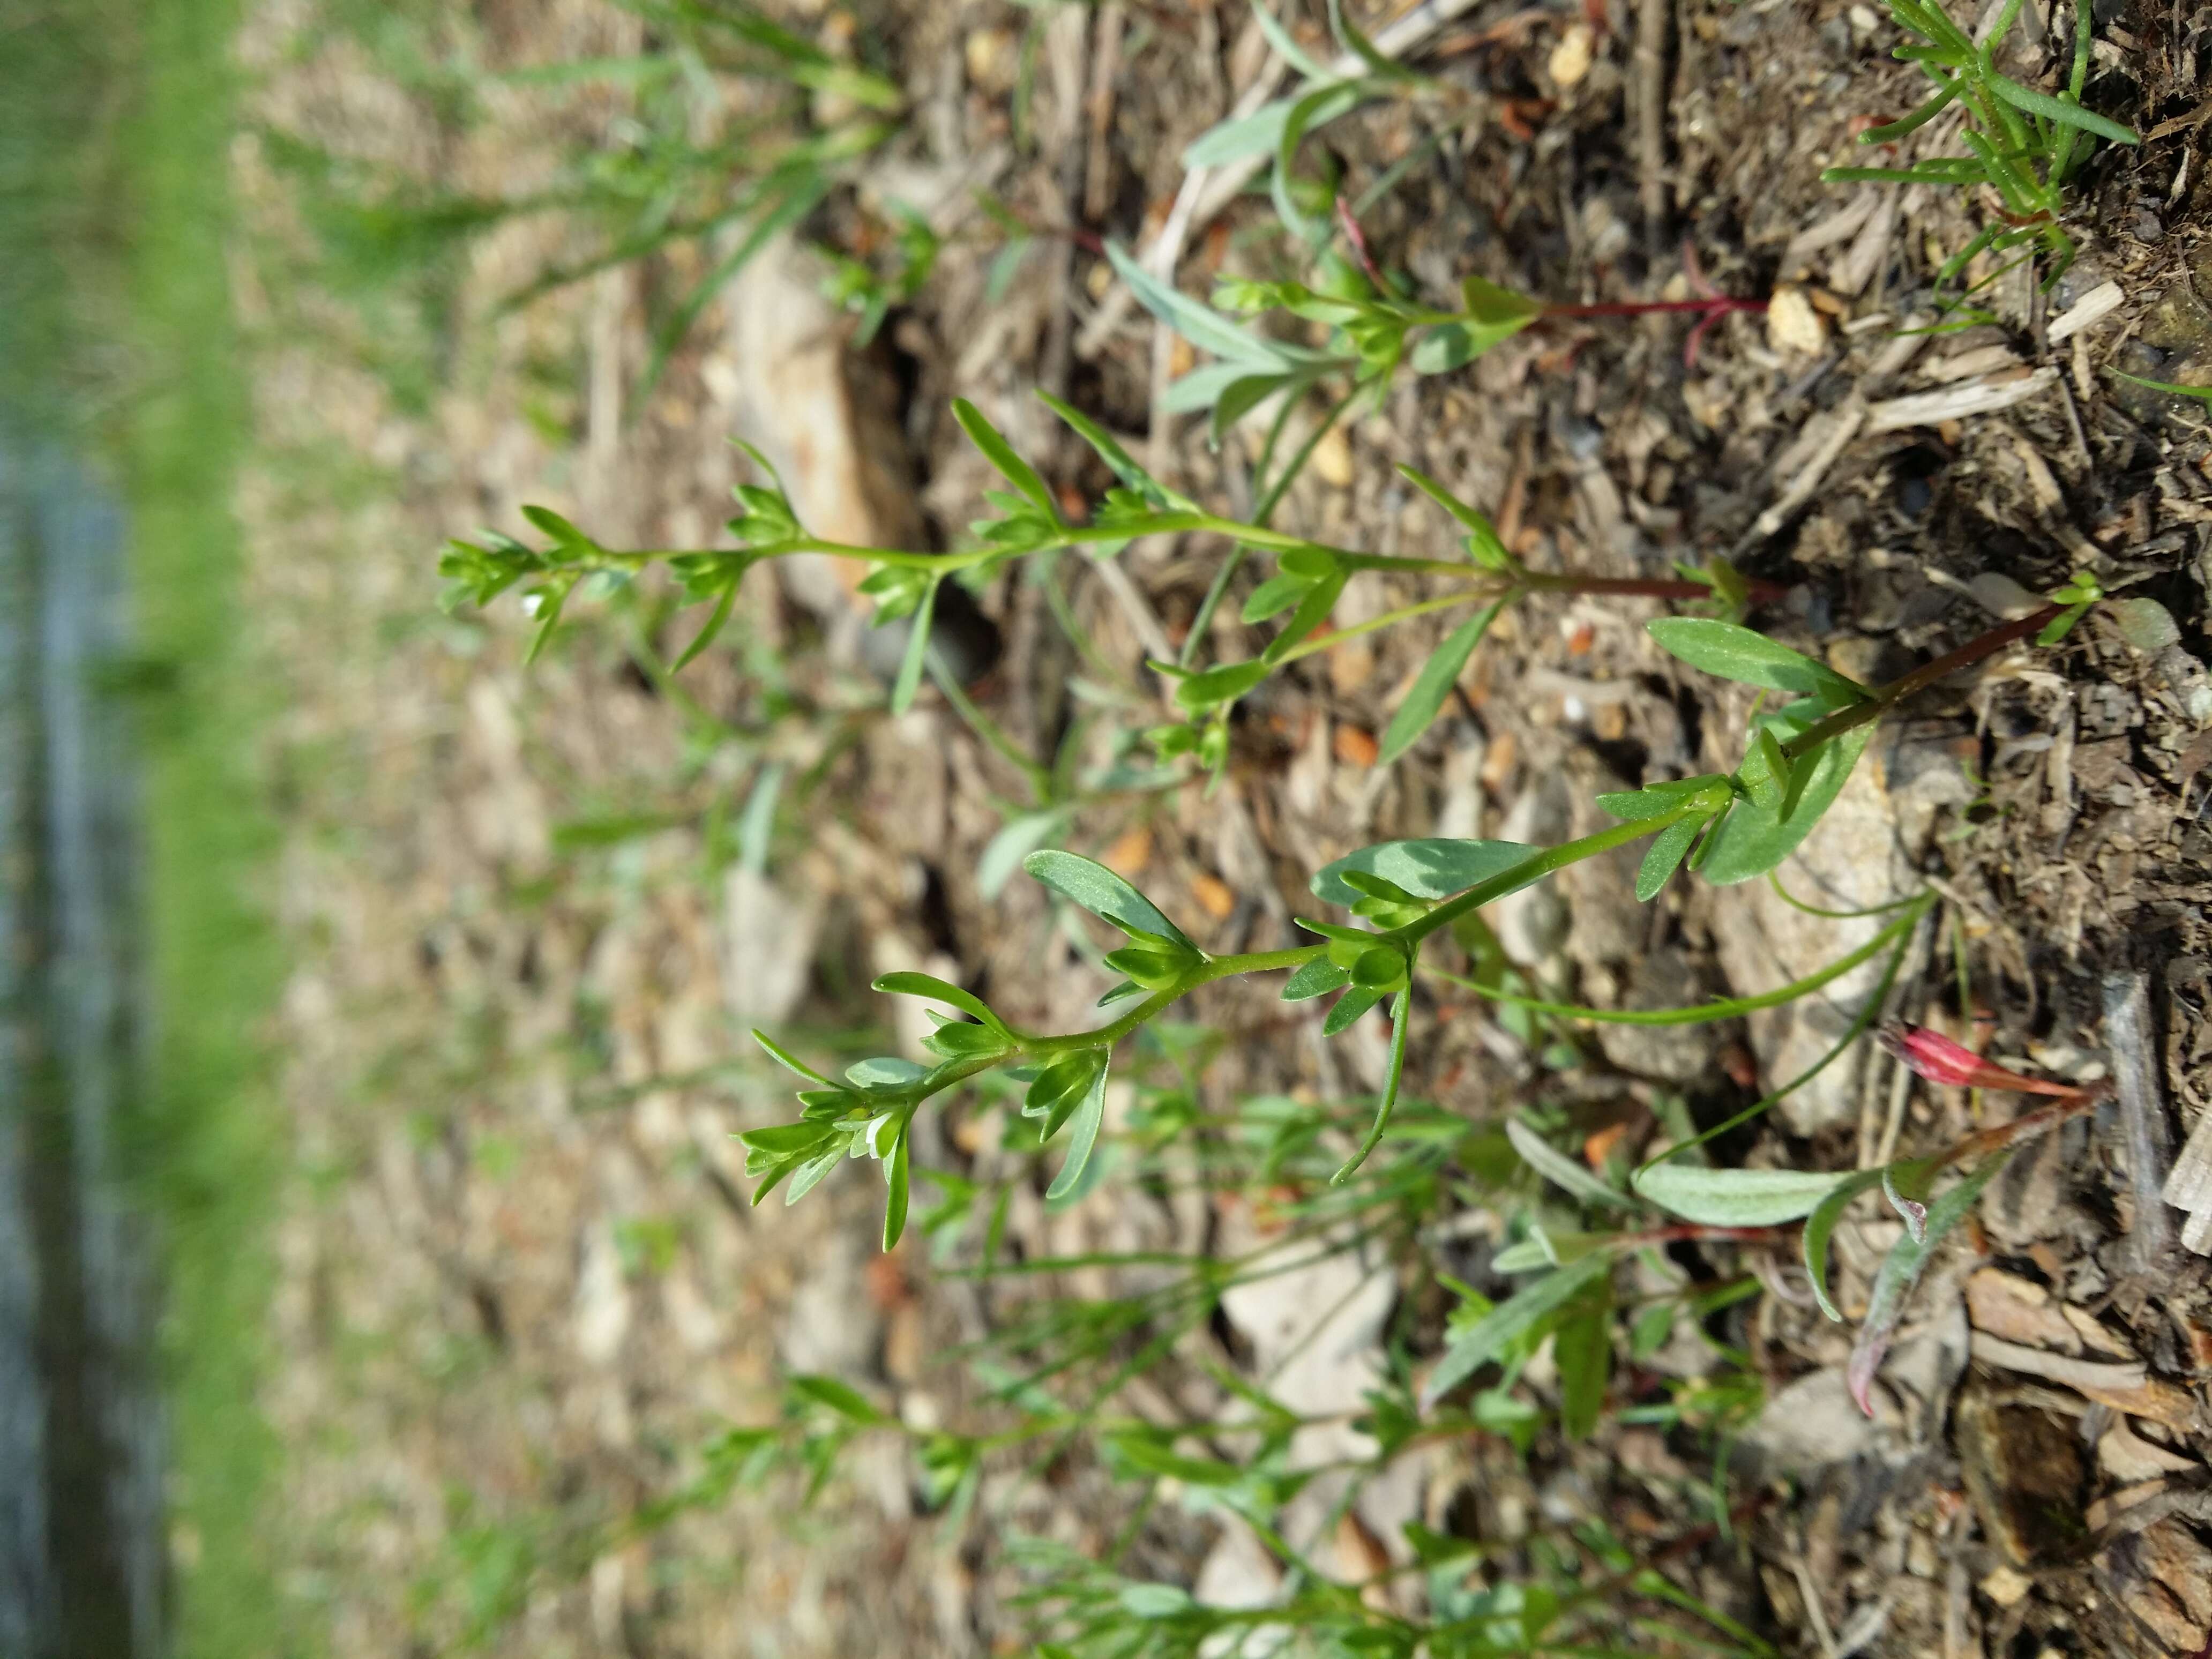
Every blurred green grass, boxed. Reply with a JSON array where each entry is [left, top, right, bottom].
[[4, 0, 293, 1651]]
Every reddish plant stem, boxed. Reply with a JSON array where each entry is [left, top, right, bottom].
[[1334, 196, 1388, 291], [1616, 1224, 1791, 1251], [1542, 297, 1769, 320], [1930, 1087, 2104, 1175], [1527, 571, 1790, 606], [1782, 604, 2063, 762]]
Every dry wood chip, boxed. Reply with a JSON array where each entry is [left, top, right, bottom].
[[2163, 1100, 2212, 1251], [1865, 368, 2059, 434], [2106, 970, 2177, 1271], [1779, 191, 1878, 278], [1971, 1333, 2199, 1428], [1922, 342, 2022, 385], [1964, 1267, 2083, 1354], [2100, 1417, 2201, 1481], [2047, 280, 2124, 343]]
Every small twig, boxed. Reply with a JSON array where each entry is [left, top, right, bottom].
[[2104, 969, 2177, 1272], [1075, 0, 1494, 361], [1334, 196, 1387, 290], [1083, 3, 1126, 225], [1088, 550, 1177, 667], [1634, 0, 1670, 240]]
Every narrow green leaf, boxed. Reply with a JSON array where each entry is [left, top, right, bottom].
[[1633, 1162, 1859, 1226], [1252, 0, 1333, 79], [1174, 657, 1271, 711], [1322, 984, 1382, 1035], [671, 579, 740, 670], [523, 593, 566, 666], [1846, 1154, 2012, 1414], [1507, 1116, 1635, 1211], [952, 398, 1056, 516], [1858, 80, 1959, 143], [1259, 569, 1346, 664], [1023, 850, 1194, 948], [1646, 618, 1871, 705], [1035, 389, 1196, 511], [1748, 727, 1792, 812], [520, 503, 590, 549], [1107, 241, 1289, 368], [739, 1120, 839, 1157], [1597, 776, 1724, 821], [1243, 573, 1316, 624], [1183, 96, 1299, 168], [1459, 274, 1545, 328], [1161, 359, 1269, 415], [846, 1056, 930, 1089], [1045, 1055, 1111, 1202], [978, 808, 1075, 900], [1334, 989, 1410, 1182], [1350, 945, 1404, 989], [1491, 1231, 1607, 1273], [789, 1374, 890, 1424], [2111, 369, 2212, 407], [872, 971, 1008, 1034], [1281, 956, 1351, 1002], [883, 1127, 911, 1250], [1272, 80, 1380, 242], [1395, 465, 1510, 557], [1804, 1168, 1888, 1321], [1378, 601, 1502, 765], [754, 1030, 833, 1085], [1699, 720, 1874, 885], [1210, 371, 1294, 444], [1635, 812, 1702, 901], [782, 1145, 843, 1205], [1983, 72, 2137, 144], [888, 579, 939, 714], [1311, 839, 1535, 905], [1326, 0, 1407, 78], [1422, 1252, 1613, 1407], [1555, 1282, 1613, 1440]]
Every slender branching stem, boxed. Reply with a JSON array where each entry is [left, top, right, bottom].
[[1781, 603, 2062, 761], [1542, 296, 1768, 322]]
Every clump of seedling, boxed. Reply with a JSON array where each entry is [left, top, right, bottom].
[[1824, 0, 2136, 290], [275, 0, 904, 400]]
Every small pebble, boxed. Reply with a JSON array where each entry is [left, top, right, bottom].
[[964, 27, 1017, 94], [1766, 285, 1828, 357], [1311, 424, 1356, 489], [1548, 24, 1596, 87]]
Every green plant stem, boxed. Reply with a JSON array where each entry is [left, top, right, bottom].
[[1406, 809, 1698, 948], [1780, 604, 2061, 761], [1423, 901, 1923, 1025], [1522, 570, 1789, 605], [1179, 384, 1363, 670], [1275, 590, 1491, 663], [612, 515, 1768, 595], [929, 655, 1052, 805]]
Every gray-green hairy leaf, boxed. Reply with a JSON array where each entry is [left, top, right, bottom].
[[1633, 1161, 1860, 1226], [1023, 850, 1194, 949], [1646, 618, 1870, 706], [1311, 839, 1535, 906], [1506, 1116, 1634, 1211], [1422, 1252, 1612, 1408]]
